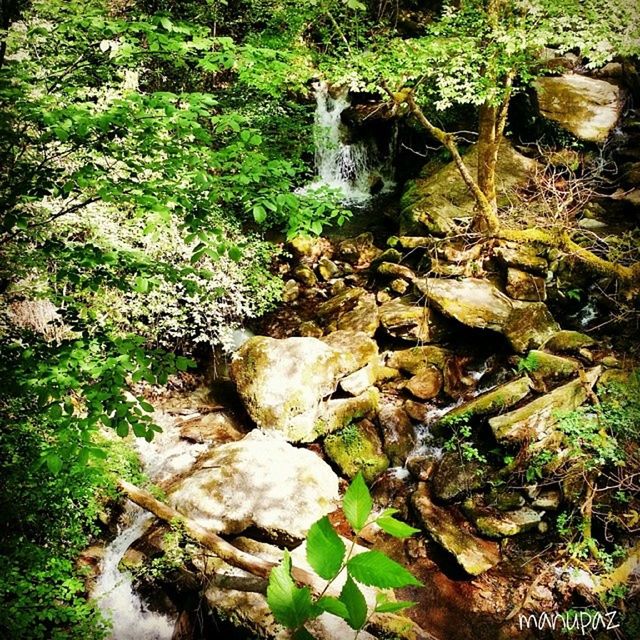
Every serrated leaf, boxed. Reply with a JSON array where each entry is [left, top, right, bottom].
[[306, 516, 345, 580], [375, 513, 421, 538], [267, 551, 314, 629], [339, 576, 368, 630], [375, 600, 416, 613], [342, 472, 372, 533], [316, 596, 349, 620], [347, 551, 422, 588]]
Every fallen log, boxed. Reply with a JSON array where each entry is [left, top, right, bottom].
[[117, 479, 437, 640]]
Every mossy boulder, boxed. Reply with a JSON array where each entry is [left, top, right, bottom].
[[441, 376, 532, 423], [503, 302, 560, 354], [379, 297, 448, 342], [324, 420, 389, 482], [462, 497, 543, 538], [542, 330, 596, 353], [317, 287, 380, 336], [489, 366, 601, 443], [431, 453, 489, 502], [400, 140, 538, 235], [506, 268, 546, 301], [521, 350, 579, 391], [387, 345, 451, 374], [534, 75, 624, 143], [415, 277, 513, 332], [412, 484, 501, 576], [230, 333, 377, 442]]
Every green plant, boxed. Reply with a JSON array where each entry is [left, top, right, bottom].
[[516, 351, 541, 374], [442, 414, 487, 463], [266, 472, 422, 639]]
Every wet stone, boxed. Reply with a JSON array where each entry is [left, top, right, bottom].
[[406, 365, 443, 400]]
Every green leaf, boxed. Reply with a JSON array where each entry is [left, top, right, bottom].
[[175, 355, 193, 371], [228, 245, 242, 262], [339, 576, 368, 630], [267, 551, 314, 629], [375, 600, 416, 614], [306, 516, 345, 580], [316, 596, 349, 620], [375, 510, 421, 538], [292, 629, 315, 640], [342, 472, 372, 533], [347, 551, 422, 588], [46, 453, 63, 475], [253, 204, 267, 223]]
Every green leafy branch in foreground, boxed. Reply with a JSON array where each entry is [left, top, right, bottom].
[[267, 472, 422, 639]]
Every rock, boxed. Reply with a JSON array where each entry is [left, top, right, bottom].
[[318, 256, 341, 281], [441, 376, 532, 423], [170, 430, 339, 540], [506, 268, 547, 301], [379, 297, 446, 342], [415, 278, 513, 332], [317, 388, 380, 436], [412, 485, 501, 575], [333, 293, 379, 336], [288, 236, 330, 263], [406, 365, 443, 400], [521, 350, 579, 391], [339, 363, 378, 396], [336, 232, 382, 267], [486, 489, 525, 511], [432, 453, 488, 502], [503, 302, 560, 354], [387, 345, 451, 374], [489, 367, 601, 443], [376, 290, 392, 304], [390, 279, 410, 294], [178, 411, 246, 445], [532, 490, 561, 510], [293, 265, 318, 287], [324, 419, 389, 482], [370, 468, 413, 518], [493, 244, 548, 275], [298, 320, 323, 338], [230, 334, 377, 441], [404, 400, 433, 423], [377, 262, 417, 281], [317, 287, 364, 318], [442, 356, 477, 399], [542, 330, 596, 353], [534, 75, 624, 143], [282, 279, 300, 302], [370, 248, 402, 269], [400, 140, 538, 235], [462, 497, 543, 538], [330, 279, 347, 296], [378, 403, 416, 465]]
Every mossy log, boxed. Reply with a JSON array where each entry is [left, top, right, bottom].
[[117, 479, 437, 640]]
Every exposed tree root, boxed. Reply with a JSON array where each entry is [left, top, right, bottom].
[[117, 479, 437, 640]]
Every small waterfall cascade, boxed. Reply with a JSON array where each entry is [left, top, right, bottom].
[[306, 81, 396, 202], [93, 411, 210, 639], [93, 509, 175, 640]]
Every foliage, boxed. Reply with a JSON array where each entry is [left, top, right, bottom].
[[442, 413, 487, 463], [266, 472, 421, 638], [0, 397, 145, 639]]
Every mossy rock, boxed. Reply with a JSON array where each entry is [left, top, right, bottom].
[[324, 420, 389, 483]]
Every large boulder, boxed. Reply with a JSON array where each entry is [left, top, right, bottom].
[[230, 333, 377, 441], [400, 140, 539, 235], [534, 75, 624, 143], [379, 297, 447, 342], [415, 278, 513, 332], [170, 430, 339, 541], [503, 302, 560, 354]]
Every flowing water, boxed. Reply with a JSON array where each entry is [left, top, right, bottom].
[[302, 81, 395, 202], [93, 409, 210, 639]]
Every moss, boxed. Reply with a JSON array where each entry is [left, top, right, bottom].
[[324, 421, 389, 482]]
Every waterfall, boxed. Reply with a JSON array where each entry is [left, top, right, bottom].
[[305, 81, 395, 202], [93, 509, 175, 640]]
